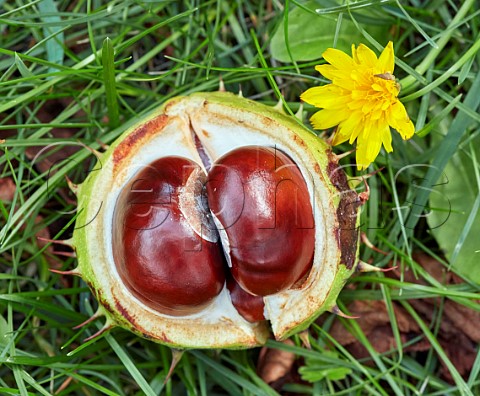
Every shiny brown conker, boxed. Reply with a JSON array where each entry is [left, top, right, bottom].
[[112, 156, 225, 316], [226, 275, 265, 323], [206, 146, 315, 296]]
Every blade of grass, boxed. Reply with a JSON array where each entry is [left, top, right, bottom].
[[191, 350, 278, 396], [37, 0, 65, 74], [402, 34, 480, 102], [104, 333, 157, 396], [403, 71, 480, 232], [283, 0, 300, 74], [415, 94, 462, 138], [394, 0, 437, 48], [102, 37, 120, 128], [401, 0, 476, 90]]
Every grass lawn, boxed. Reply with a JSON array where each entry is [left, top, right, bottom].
[[1, 0, 480, 395]]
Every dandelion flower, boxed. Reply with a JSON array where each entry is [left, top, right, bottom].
[[301, 41, 414, 170]]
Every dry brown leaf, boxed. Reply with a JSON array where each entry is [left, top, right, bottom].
[[330, 300, 423, 360], [0, 177, 16, 201], [257, 339, 296, 385], [438, 332, 477, 381], [443, 302, 480, 342]]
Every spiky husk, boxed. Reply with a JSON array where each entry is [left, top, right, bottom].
[[71, 91, 361, 349]]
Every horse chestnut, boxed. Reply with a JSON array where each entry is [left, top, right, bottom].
[[112, 157, 225, 316], [226, 275, 265, 323], [206, 146, 315, 296], [69, 91, 362, 349]]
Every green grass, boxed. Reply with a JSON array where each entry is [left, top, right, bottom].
[[1, 0, 480, 395]]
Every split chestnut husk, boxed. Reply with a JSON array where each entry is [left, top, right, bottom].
[[67, 91, 364, 349]]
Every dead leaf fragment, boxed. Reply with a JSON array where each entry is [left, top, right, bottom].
[[0, 177, 16, 201], [330, 300, 422, 359], [257, 339, 296, 385]]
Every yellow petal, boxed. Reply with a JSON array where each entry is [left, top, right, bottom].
[[333, 112, 363, 145], [300, 85, 347, 109], [315, 64, 352, 83], [320, 95, 352, 110], [348, 100, 364, 111], [359, 117, 373, 142], [356, 44, 378, 68], [395, 118, 415, 140], [300, 86, 327, 106], [370, 101, 387, 119], [315, 65, 355, 90], [348, 113, 366, 144], [355, 141, 377, 170], [322, 47, 355, 69], [351, 44, 359, 64], [378, 41, 395, 73], [333, 77, 356, 91], [351, 89, 367, 100], [332, 126, 350, 145], [387, 101, 415, 139], [356, 121, 383, 169], [310, 109, 348, 130], [380, 121, 393, 152], [362, 99, 377, 114], [315, 64, 337, 81], [315, 63, 336, 75]]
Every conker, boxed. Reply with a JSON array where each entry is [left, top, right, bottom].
[[206, 146, 315, 296], [112, 156, 225, 316], [227, 275, 265, 323]]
